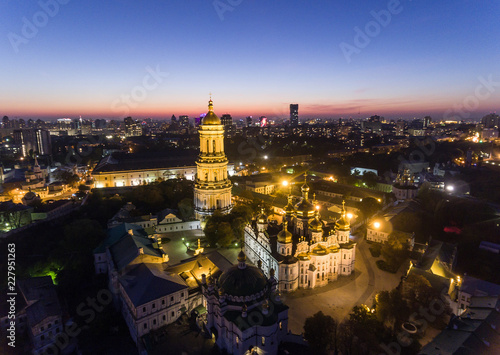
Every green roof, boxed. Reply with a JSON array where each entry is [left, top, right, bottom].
[[93, 223, 148, 254]]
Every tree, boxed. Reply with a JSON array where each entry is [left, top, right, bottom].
[[375, 289, 408, 335], [55, 170, 80, 187], [381, 230, 410, 270], [359, 197, 380, 222], [403, 274, 436, 309], [338, 305, 385, 354], [362, 171, 378, 188], [303, 311, 337, 355], [204, 218, 234, 247], [178, 198, 194, 220]]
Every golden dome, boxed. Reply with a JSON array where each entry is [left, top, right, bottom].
[[277, 220, 292, 243], [202, 99, 221, 125], [284, 196, 296, 214], [309, 210, 323, 232], [257, 207, 268, 224], [336, 200, 350, 231]]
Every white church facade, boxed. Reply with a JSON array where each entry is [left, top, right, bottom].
[[244, 177, 357, 293]]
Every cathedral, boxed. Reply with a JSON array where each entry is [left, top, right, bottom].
[[244, 176, 357, 292], [194, 99, 232, 220], [203, 250, 290, 355]]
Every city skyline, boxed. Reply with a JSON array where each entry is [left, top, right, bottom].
[[1, 1, 499, 120]]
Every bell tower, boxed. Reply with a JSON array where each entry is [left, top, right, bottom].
[[194, 98, 232, 220]]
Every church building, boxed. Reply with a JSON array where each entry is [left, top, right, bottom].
[[244, 175, 356, 292], [194, 99, 233, 220], [203, 250, 290, 355]]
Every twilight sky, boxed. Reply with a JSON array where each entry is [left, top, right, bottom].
[[1, 0, 499, 120]]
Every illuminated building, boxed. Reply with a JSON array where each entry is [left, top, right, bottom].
[[290, 104, 299, 126], [13, 129, 52, 157], [203, 250, 291, 354], [244, 175, 356, 292], [193, 99, 232, 219], [392, 168, 418, 201]]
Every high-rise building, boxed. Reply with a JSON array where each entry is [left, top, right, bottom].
[[179, 115, 189, 127], [124, 117, 142, 137], [220, 114, 232, 126], [481, 113, 500, 129], [259, 116, 267, 127], [290, 104, 299, 126], [193, 99, 232, 220], [396, 120, 405, 136], [57, 118, 72, 131], [246, 116, 252, 127], [13, 129, 52, 157], [423, 116, 432, 128]]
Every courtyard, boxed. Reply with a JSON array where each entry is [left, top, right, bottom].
[[283, 235, 405, 334]]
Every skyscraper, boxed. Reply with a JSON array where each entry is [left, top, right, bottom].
[[13, 129, 52, 157], [290, 104, 299, 126], [193, 99, 232, 220], [179, 115, 189, 128], [221, 114, 232, 126]]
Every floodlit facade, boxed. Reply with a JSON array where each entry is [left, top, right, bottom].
[[194, 99, 232, 219]]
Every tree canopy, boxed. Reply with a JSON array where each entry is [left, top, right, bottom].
[[303, 311, 337, 355]]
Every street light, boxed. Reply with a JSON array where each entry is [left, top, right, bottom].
[[347, 213, 353, 220], [374, 221, 381, 229]]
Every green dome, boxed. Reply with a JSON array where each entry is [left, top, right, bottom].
[[218, 264, 268, 298]]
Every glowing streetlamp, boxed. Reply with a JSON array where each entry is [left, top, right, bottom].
[[347, 213, 353, 220], [374, 221, 381, 229]]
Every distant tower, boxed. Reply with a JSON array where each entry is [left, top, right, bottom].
[[221, 114, 232, 126], [194, 99, 232, 220], [179, 115, 189, 127], [290, 104, 299, 126]]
